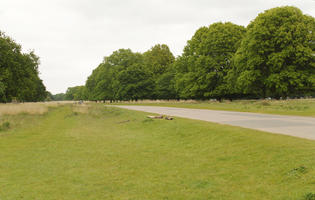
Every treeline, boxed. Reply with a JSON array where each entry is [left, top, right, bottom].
[[0, 32, 47, 102], [66, 6, 315, 101]]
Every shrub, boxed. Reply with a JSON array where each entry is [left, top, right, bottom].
[[0, 121, 10, 131]]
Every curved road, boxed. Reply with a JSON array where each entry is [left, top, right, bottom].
[[114, 105, 315, 140]]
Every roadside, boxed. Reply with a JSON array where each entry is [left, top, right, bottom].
[[114, 105, 315, 140], [110, 99, 315, 117]]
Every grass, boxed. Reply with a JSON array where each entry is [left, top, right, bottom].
[[0, 101, 74, 116], [0, 103, 315, 199], [112, 98, 315, 117], [0, 102, 73, 133]]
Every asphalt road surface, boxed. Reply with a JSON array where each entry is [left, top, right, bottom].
[[114, 105, 315, 140]]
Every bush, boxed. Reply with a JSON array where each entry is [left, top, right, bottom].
[[0, 121, 10, 131]]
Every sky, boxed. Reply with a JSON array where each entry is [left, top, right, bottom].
[[0, 0, 314, 94]]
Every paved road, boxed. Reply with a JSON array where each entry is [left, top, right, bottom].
[[114, 105, 315, 140]]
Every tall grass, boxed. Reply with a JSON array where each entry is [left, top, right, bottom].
[[0, 101, 74, 116], [0, 102, 76, 133]]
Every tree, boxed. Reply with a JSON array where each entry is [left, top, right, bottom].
[[232, 6, 315, 99], [155, 65, 178, 100], [175, 22, 246, 100], [65, 86, 87, 100], [116, 64, 154, 101], [143, 44, 175, 77], [52, 93, 66, 101], [0, 80, 5, 102], [85, 49, 154, 101], [0, 31, 46, 102], [46, 91, 53, 101], [86, 63, 113, 101], [143, 44, 175, 99]]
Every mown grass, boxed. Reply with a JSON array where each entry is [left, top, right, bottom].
[[112, 98, 315, 117], [0, 103, 314, 199]]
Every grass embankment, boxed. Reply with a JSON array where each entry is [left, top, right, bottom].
[[112, 98, 315, 117], [0, 103, 314, 199]]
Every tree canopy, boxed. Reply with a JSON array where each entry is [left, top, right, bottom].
[[175, 22, 246, 100], [65, 86, 87, 100], [143, 44, 176, 99], [232, 6, 315, 99], [66, 6, 314, 101], [85, 49, 154, 101], [0, 32, 47, 102]]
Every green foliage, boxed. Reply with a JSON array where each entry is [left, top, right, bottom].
[[143, 44, 176, 99], [116, 64, 154, 101], [84, 45, 176, 101], [65, 86, 87, 100], [304, 193, 315, 200], [175, 22, 246, 100], [45, 91, 53, 101], [155, 68, 178, 100], [232, 6, 315, 99], [82, 6, 314, 101], [0, 81, 6, 102], [85, 63, 111, 101], [86, 49, 135, 101], [143, 44, 175, 77], [0, 32, 46, 102], [0, 121, 10, 131], [51, 93, 66, 101]]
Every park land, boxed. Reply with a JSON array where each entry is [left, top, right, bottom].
[[0, 100, 315, 199]]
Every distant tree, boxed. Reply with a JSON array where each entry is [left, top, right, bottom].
[[74, 86, 88, 100], [52, 93, 66, 101], [85, 49, 154, 101], [65, 88, 74, 100], [232, 6, 315, 99], [45, 91, 53, 101], [85, 65, 104, 101], [65, 86, 87, 100]]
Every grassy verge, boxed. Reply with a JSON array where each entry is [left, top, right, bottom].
[[112, 98, 315, 117], [0, 102, 72, 134], [0, 103, 314, 199], [0, 102, 66, 115]]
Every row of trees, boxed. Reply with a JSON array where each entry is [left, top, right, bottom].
[[0, 32, 47, 102], [85, 44, 175, 101], [66, 6, 315, 101]]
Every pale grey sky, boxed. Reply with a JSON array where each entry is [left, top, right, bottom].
[[0, 0, 314, 94]]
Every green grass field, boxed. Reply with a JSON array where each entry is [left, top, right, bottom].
[[113, 99, 315, 117], [0, 103, 315, 199]]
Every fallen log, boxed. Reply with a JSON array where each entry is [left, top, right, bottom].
[[147, 115, 164, 119], [165, 116, 174, 120]]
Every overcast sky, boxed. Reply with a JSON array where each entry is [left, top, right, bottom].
[[0, 0, 314, 94]]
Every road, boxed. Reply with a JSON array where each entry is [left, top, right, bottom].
[[114, 105, 315, 140]]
